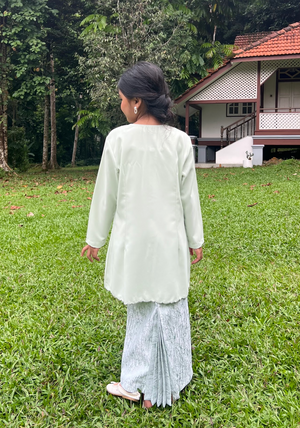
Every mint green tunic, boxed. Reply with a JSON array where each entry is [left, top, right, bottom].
[[86, 124, 204, 304]]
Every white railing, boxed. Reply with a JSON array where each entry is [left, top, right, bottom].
[[259, 108, 300, 130]]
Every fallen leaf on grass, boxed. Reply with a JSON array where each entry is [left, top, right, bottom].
[[25, 194, 40, 198], [72, 205, 82, 208], [293, 173, 297, 176], [273, 190, 280, 194], [261, 183, 272, 187], [11, 205, 23, 210], [208, 194, 215, 199], [57, 185, 63, 189], [87, 197, 92, 200], [243, 183, 248, 185], [247, 202, 258, 207], [27, 212, 34, 217]]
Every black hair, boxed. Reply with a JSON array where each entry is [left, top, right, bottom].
[[118, 62, 174, 124]]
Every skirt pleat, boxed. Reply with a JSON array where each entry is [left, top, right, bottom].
[[120, 298, 192, 407]]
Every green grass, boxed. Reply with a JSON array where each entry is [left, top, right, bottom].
[[0, 160, 300, 427]]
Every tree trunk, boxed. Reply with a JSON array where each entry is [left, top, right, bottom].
[[71, 103, 81, 166], [42, 93, 50, 170], [0, 38, 11, 172], [212, 25, 217, 45], [49, 52, 59, 169]]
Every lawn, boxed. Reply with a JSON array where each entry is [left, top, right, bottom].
[[0, 160, 300, 427]]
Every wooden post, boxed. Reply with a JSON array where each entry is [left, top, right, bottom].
[[256, 61, 261, 132], [185, 102, 189, 135], [199, 109, 202, 138]]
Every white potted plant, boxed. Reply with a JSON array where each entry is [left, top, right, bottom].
[[243, 151, 254, 168]]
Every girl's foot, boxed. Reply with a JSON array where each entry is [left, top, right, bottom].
[[143, 399, 153, 408], [106, 382, 140, 402]]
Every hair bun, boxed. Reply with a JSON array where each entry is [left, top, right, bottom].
[[118, 62, 174, 124]]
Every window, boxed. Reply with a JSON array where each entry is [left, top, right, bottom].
[[227, 102, 255, 117], [279, 68, 300, 81]]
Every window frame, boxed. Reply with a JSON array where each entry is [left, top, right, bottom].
[[226, 102, 255, 117]]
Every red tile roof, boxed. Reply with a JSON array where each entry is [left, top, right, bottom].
[[234, 22, 300, 58], [175, 22, 300, 103], [234, 32, 274, 50]]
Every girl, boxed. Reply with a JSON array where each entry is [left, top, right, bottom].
[[81, 62, 204, 408]]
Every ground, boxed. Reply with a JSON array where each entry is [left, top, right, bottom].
[[0, 161, 300, 427]]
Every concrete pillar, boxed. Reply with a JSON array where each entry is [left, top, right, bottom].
[[252, 144, 264, 165], [197, 146, 207, 163], [189, 136, 198, 162]]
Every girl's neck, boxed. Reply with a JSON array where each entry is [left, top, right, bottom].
[[134, 113, 161, 126]]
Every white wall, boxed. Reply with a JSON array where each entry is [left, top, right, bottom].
[[201, 104, 255, 138], [263, 73, 276, 109], [216, 136, 253, 164]]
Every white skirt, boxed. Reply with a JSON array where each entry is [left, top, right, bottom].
[[120, 298, 193, 407]]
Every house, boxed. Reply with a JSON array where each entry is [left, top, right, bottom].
[[175, 22, 300, 166]]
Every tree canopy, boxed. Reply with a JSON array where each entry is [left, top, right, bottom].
[[0, 0, 298, 171]]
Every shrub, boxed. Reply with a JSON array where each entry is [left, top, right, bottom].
[[8, 126, 34, 172]]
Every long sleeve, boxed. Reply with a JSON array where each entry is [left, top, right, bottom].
[[86, 136, 119, 248], [180, 145, 204, 249], [84, 124, 204, 304]]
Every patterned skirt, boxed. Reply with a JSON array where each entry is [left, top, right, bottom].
[[120, 298, 193, 407]]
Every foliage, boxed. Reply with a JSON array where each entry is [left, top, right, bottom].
[[0, 161, 300, 426], [80, 0, 197, 125], [7, 126, 34, 172], [184, 0, 237, 41], [1, 0, 300, 171], [242, 0, 300, 33], [219, 0, 300, 43], [0, 0, 49, 99]]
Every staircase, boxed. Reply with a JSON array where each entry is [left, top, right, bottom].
[[221, 112, 256, 147]]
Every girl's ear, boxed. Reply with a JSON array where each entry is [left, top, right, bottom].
[[135, 97, 142, 109]]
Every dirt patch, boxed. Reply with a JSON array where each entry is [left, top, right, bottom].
[[263, 157, 283, 166]]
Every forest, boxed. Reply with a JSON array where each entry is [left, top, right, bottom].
[[1, 0, 300, 172]]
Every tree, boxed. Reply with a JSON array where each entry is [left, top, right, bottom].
[[217, 0, 300, 44], [42, 93, 50, 170], [41, 0, 94, 168], [0, 0, 47, 171], [80, 0, 197, 129], [71, 96, 82, 166]]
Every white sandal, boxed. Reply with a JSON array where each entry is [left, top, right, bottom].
[[106, 382, 140, 402]]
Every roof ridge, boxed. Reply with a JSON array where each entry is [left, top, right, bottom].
[[234, 21, 300, 55]]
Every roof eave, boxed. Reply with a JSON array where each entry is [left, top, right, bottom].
[[232, 53, 300, 62], [174, 62, 234, 105]]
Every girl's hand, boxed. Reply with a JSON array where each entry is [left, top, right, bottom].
[[189, 247, 203, 265], [81, 245, 100, 262]]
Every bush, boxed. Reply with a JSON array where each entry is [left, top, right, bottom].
[[8, 126, 34, 172]]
